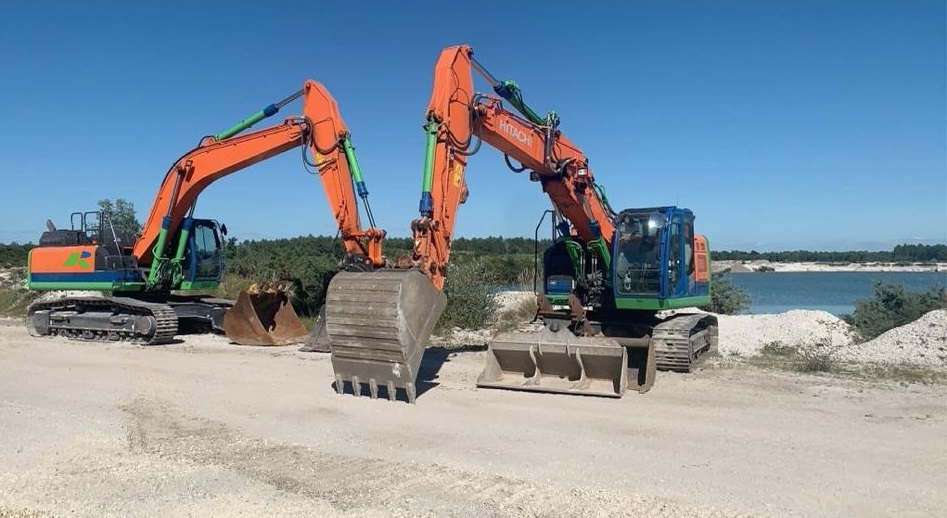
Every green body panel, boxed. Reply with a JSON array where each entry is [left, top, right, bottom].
[[27, 281, 145, 292], [543, 295, 570, 306], [179, 280, 220, 291], [614, 295, 711, 311], [215, 110, 266, 141]]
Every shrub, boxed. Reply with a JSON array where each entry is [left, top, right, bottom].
[[434, 258, 500, 333], [843, 282, 947, 341], [287, 266, 338, 318], [514, 265, 540, 291], [702, 270, 751, 315], [495, 294, 538, 332]]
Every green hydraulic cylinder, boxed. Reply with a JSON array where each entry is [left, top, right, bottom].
[[418, 120, 438, 216], [341, 136, 368, 197], [215, 106, 275, 141], [213, 88, 304, 141], [147, 217, 173, 284]]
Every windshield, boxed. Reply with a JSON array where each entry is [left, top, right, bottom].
[[614, 213, 663, 295], [191, 222, 222, 280]]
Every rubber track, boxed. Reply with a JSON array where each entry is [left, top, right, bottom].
[[27, 296, 178, 345], [653, 313, 716, 373]]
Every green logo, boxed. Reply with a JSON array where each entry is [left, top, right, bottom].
[[64, 251, 92, 269]]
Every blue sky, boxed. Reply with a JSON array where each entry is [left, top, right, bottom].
[[0, 0, 944, 251]]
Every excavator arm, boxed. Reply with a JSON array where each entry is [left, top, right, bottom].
[[321, 45, 628, 403], [413, 45, 615, 289], [135, 80, 384, 287]]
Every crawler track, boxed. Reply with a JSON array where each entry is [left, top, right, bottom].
[[652, 313, 718, 372], [27, 296, 178, 345]]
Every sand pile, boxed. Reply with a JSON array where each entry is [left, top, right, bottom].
[[840, 310, 947, 367], [494, 290, 535, 310], [716, 310, 854, 357]]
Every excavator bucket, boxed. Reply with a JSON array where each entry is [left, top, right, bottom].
[[298, 305, 329, 353], [477, 327, 628, 398], [223, 282, 309, 346], [324, 269, 446, 403]]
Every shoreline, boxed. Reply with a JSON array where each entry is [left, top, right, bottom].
[[713, 260, 947, 273]]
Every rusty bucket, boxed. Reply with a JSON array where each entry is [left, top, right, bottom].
[[223, 282, 309, 346]]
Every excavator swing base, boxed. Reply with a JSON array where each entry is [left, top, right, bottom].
[[324, 269, 447, 403], [477, 325, 630, 398], [223, 282, 309, 346]]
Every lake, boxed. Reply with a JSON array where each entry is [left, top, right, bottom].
[[728, 271, 947, 316]]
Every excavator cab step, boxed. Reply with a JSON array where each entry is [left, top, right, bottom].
[[223, 282, 309, 346]]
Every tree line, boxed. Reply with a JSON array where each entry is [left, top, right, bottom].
[[3, 236, 946, 270], [713, 244, 947, 263]]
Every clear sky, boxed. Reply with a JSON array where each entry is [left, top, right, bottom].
[[0, 0, 944, 251]]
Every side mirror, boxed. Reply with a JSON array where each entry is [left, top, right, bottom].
[[220, 224, 228, 237]]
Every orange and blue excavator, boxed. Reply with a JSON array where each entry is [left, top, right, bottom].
[[323, 45, 718, 401], [26, 80, 389, 346]]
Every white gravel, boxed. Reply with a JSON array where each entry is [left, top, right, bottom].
[[716, 309, 855, 357], [839, 310, 947, 367], [35, 290, 104, 302]]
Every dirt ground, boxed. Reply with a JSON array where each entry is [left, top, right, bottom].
[[1, 320, 944, 517]]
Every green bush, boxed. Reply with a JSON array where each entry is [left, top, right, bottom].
[[843, 282, 947, 341], [434, 258, 500, 333], [702, 271, 751, 315]]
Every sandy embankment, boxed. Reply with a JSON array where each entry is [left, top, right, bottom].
[[714, 260, 947, 273]]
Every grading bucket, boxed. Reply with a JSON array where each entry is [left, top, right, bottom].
[[477, 326, 628, 398], [324, 269, 446, 403], [222, 282, 309, 346]]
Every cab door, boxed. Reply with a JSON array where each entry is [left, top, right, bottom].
[[186, 220, 224, 282]]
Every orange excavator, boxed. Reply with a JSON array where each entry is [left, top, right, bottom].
[[324, 44, 717, 401], [26, 80, 387, 346]]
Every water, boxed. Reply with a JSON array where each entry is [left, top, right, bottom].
[[728, 271, 947, 316]]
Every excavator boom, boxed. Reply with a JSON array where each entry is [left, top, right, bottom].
[[136, 80, 383, 271]]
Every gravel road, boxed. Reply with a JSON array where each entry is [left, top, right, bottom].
[[1, 321, 944, 517]]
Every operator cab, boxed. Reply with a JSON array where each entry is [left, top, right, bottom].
[[176, 218, 226, 284], [613, 207, 704, 304]]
